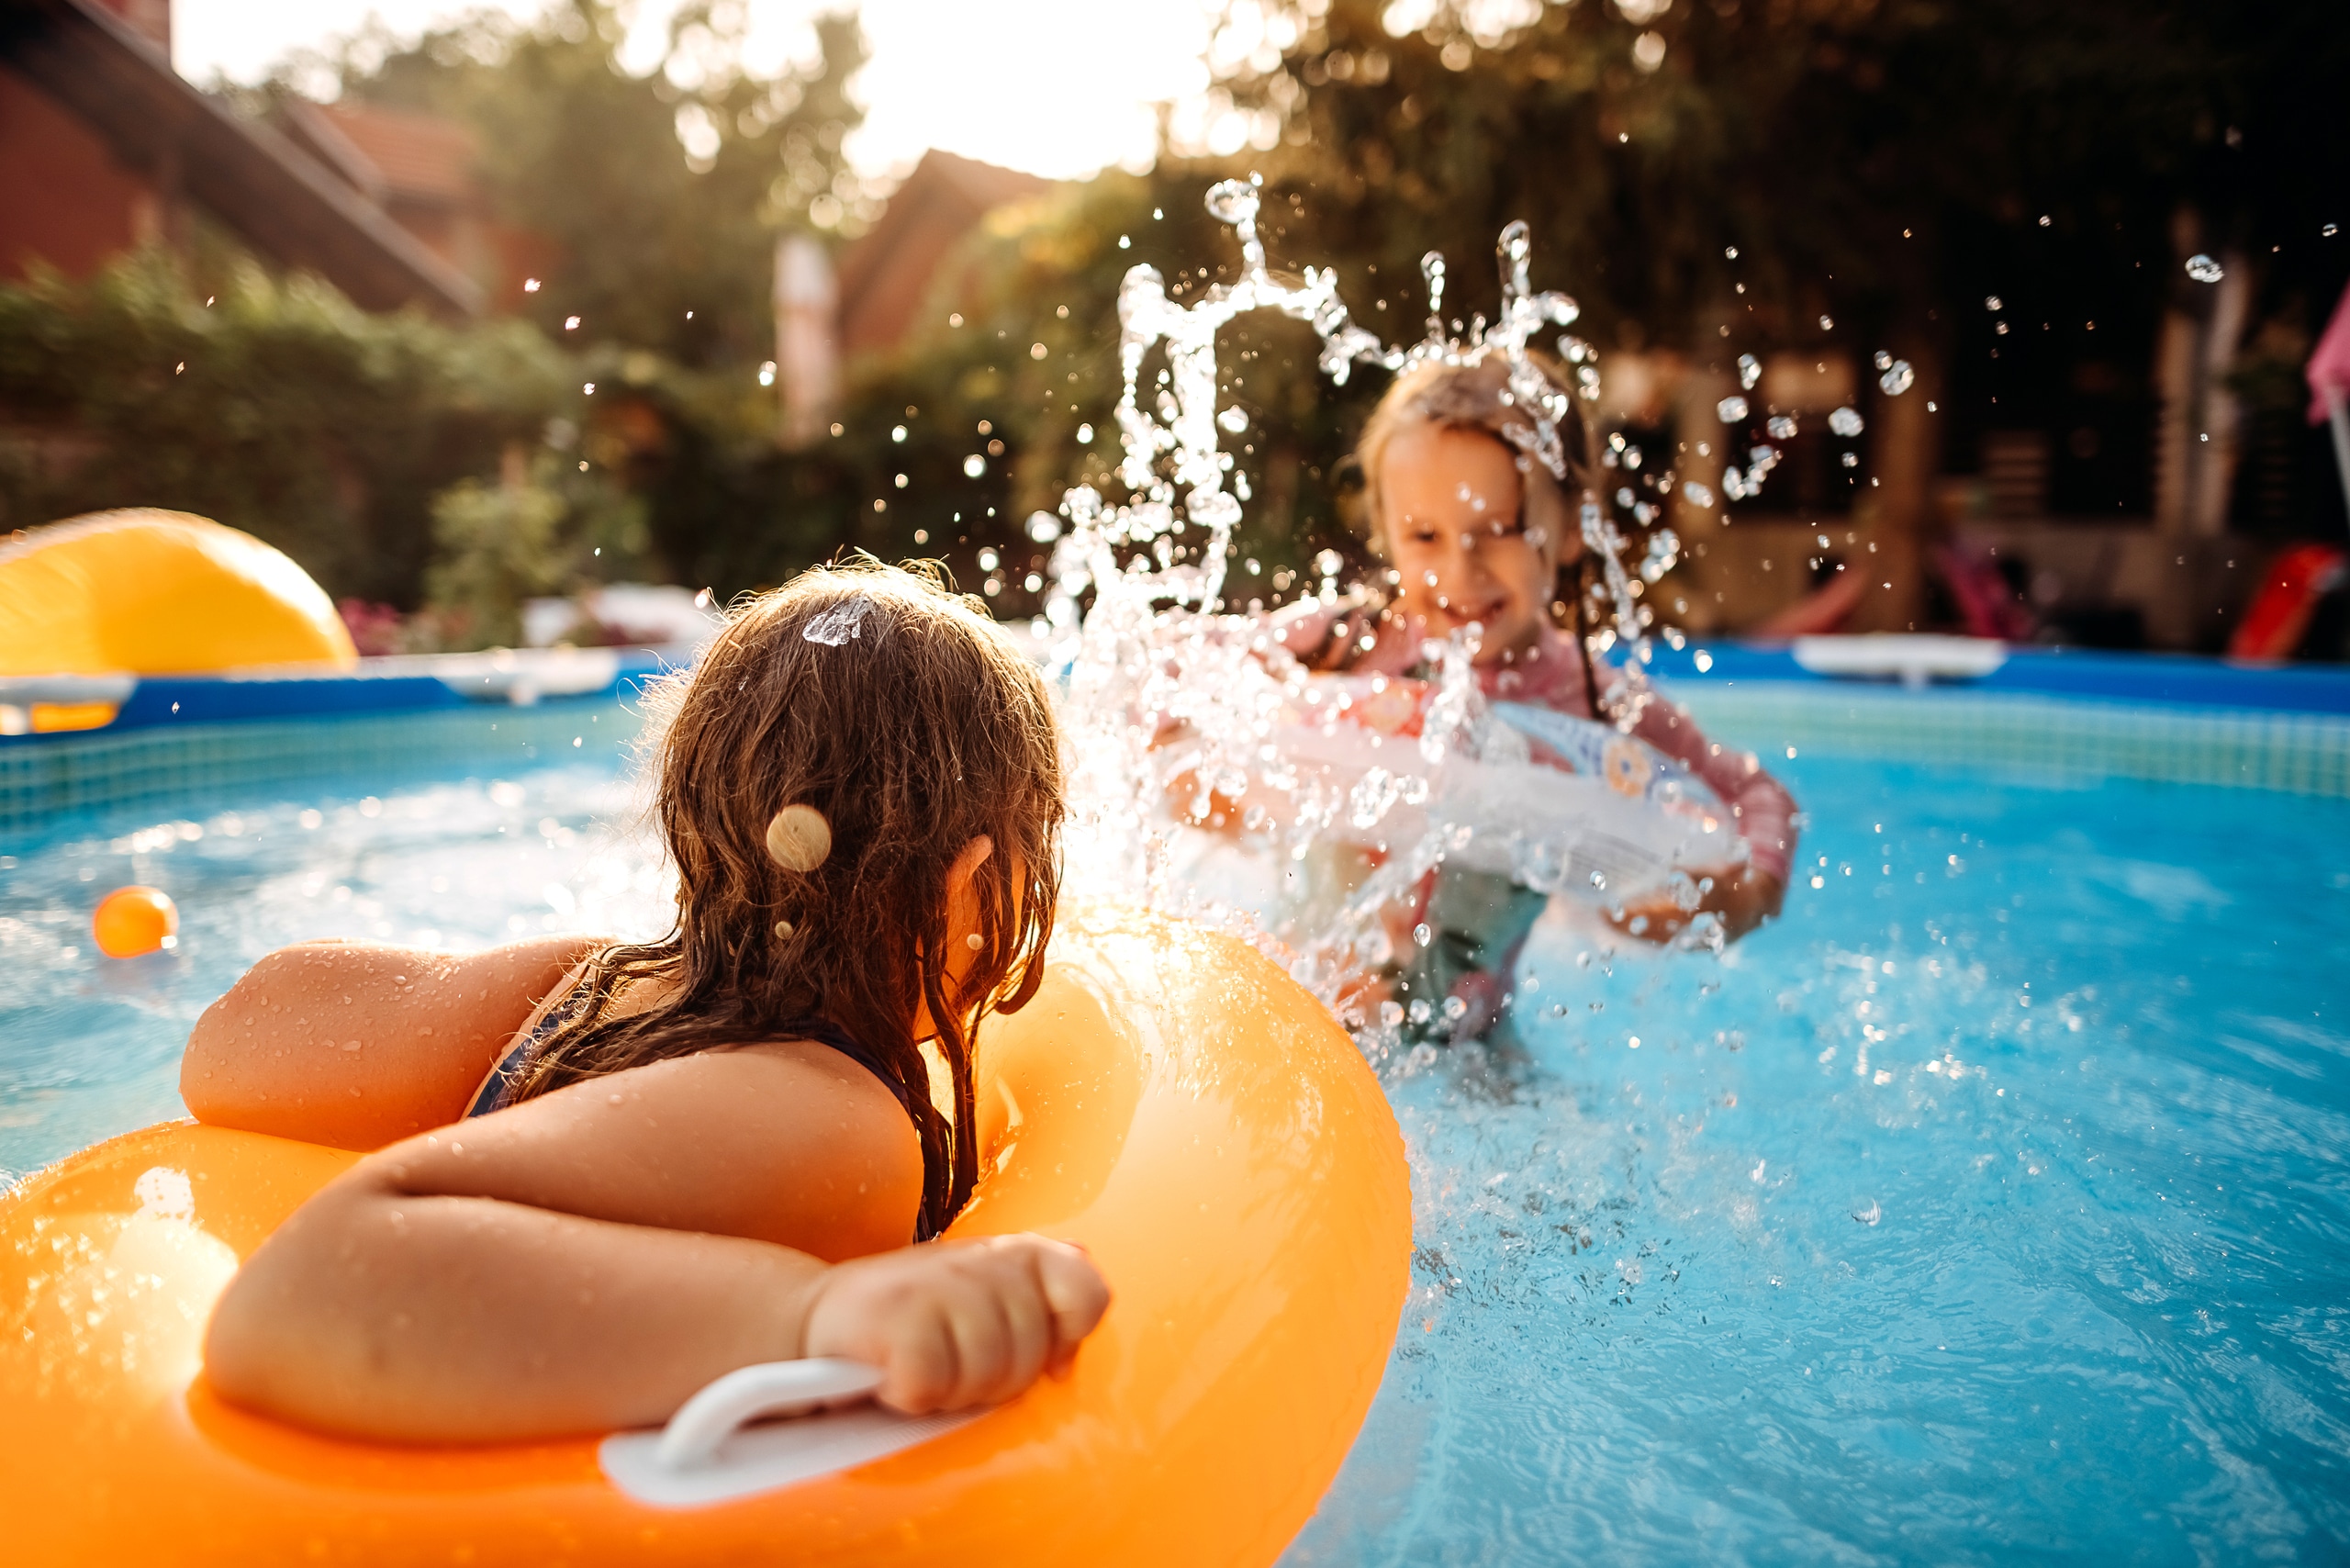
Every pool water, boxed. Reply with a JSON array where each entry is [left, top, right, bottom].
[[0, 751, 660, 1178], [3, 725, 2346, 1562]]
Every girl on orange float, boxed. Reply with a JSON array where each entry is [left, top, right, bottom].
[[1239, 352, 1799, 1045], [184, 559, 1109, 1444]]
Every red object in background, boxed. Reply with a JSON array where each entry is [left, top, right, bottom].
[[2305, 281, 2350, 426], [2310, 280, 2350, 530], [1750, 565, 1866, 638], [2228, 545, 2347, 660], [337, 599, 408, 657], [1934, 543, 2037, 643]]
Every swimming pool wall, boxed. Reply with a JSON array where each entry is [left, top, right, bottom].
[[3, 642, 2346, 838], [1676, 686, 2350, 798], [0, 646, 677, 835], [0, 701, 639, 834]]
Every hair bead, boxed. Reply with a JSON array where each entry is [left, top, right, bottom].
[[765, 804, 833, 873]]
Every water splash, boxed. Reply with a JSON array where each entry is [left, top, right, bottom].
[[1044, 178, 1731, 1032]]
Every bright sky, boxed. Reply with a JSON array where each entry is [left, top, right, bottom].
[[173, 0, 1225, 180]]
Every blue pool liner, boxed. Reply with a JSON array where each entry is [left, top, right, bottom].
[[0, 646, 689, 746], [1630, 639, 2350, 715]]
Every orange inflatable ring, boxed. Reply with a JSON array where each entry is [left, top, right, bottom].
[[0, 909, 1410, 1566]]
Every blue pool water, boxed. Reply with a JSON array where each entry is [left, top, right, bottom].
[[3, 711, 2346, 1562]]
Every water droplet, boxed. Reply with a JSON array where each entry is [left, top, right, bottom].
[[2185, 253, 2225, 283], [1217, 406, 1248, 433], [1203, 179, 1259, 227], [1681, 480, 1715, 509], [963, 454, 986, 478], [1737, 353, 1762, 389], [1716, 395, 1749, 423], [1026, 510, 1061, 543], [1985, 295, 2003, 311], [1878, 359, 1915, 395], [803, 594, 875, 646], [1829, 407, 1864, 437], [1852, 1198, 1882, 1226], [1767, 414, 1798, 440], [1413, 922, 1433, 947], [1818, 315, 1834, 331], [1407, 999, 1432, 1025]]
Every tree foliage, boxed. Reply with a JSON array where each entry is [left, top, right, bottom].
[[0, 250, 576, 606], [839, 0, 2350, 617], [291, 0, 870, 368]]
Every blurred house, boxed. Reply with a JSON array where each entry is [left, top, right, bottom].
[[837, 151, 1047, 359], [0, 0, 480, 316], [1595, 243, 2311, 652], [274, 99, 543, 312], [775, 149, 1046, 445]]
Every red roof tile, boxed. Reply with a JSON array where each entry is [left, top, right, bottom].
[[319, 102, 478, 207]]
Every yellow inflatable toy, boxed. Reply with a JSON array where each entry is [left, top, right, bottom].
[[0, 509, 357, 678], [0, 910, 1411, 1567]]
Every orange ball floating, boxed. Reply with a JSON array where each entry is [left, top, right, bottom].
[[92, 885, 178, 958]]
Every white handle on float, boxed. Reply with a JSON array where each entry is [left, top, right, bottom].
[[654, 1358, 884, 1472]]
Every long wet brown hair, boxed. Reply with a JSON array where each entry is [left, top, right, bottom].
[[511, 557, 1064, 1241], [1344, 352, 1612, 712]]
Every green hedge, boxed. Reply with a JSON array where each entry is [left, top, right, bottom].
[[0, 250, 577, 608]]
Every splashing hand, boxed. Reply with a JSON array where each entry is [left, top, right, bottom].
[[1606, 868, 1784, 946]]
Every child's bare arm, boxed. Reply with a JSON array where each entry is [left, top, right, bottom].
[[1607, 864, 1786, 944], [181, 935, 605, 1149], [201, 1040, 1109, 1443]]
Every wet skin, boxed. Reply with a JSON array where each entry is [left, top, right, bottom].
[[190, 835, 1109, 1444]]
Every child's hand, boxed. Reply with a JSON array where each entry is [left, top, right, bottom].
[[796, 1235, 1110, 1414], [1607, 867, 1785, 945]]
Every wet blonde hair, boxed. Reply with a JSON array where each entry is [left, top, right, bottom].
[[1354, 350, 1595, 566], [1337, 352, 1613, 705], [514, 557, 1064, 1242]]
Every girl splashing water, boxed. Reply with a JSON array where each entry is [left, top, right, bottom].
[[186, 560, 1109, 1444], [1250, 353, 1798, 1044]]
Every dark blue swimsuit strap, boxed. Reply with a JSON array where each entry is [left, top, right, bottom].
[[464, 980, 589, 1118], [464, 983, 900, 1121]]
